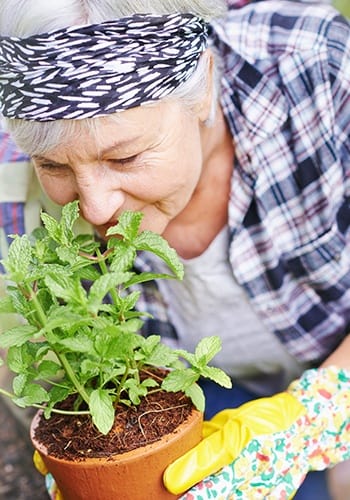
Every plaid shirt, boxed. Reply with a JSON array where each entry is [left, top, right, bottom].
[[0, 131, 29, 269], [138, 2, 350, 365]]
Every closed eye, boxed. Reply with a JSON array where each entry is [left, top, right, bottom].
[[37, 162, 68, 170], [108, 154, 139, 165]]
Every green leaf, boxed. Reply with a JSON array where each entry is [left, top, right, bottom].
[[41, 309, 91, 333], [45, 273, 87, 306], [40, 212, 61, 242], [119, 291, 141, 313], [162, 368, 199, 393], [184, 383, 205, 412], [56, 246, 80, 265], [0, 296, 16, 314], [0, 201, 230, 420], [125, 272, 176, 287], [36, 360, 62, 379], [5, 234, 32, 278], [5, 288, 32, 317], [141, 378, 159, 389], [108, 243, 136, 273], [57, 335, 94, 353], [0, 325, 38, 348], [80, 359, 101, 378], [7, 344, 35, 372], [195, 336, 222, 366], [90, 389, 115, 435], [14, 383, 49, 407], [118, 318, 144, 334], [45, 385, 72, 416], [134, 231, 184, 279], [60, 200, 80, 244], [12, 373, 28, 396], [41, 201, 79, 246], [141, 337, 178, 367], [199, 366, 232, 388], [88, 272, 133, 313], [124, 378, 147, 405], [106, 211, 143, 241], [92, 329, 137, 362]]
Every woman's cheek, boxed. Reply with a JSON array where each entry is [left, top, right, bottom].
[[37, 171, 76, 205]]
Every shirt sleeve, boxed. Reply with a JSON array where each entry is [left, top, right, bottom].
[[0, 131, 31, 267]]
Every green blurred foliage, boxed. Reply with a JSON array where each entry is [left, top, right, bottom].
[[333, 0, 350, 17]]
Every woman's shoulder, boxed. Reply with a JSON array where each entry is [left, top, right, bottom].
[[213, 1, 348, 58]]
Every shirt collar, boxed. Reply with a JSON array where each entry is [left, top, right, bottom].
[[210, 22, 289, 147]]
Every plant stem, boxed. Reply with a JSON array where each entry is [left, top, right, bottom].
[[27, 283, 90, 405], [0, 387, 16, 399], [114, 362, 130, 406], [33, 404, 90, 416], [55, 352, 90, 405], [96, 249, 120, 305], [26, 283, 48, 327]]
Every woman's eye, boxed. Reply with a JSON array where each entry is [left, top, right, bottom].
[[39, 163, 62, 169], [110, 154, 139, 165], [35, 162, 70, 175]]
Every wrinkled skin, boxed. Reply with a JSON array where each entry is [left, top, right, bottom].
[[32, 100, 234, 258]]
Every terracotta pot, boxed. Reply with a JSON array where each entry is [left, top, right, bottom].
[[30, 407, 203, 500]]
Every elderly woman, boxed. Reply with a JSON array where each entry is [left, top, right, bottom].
[[0, 0, 349, 498]]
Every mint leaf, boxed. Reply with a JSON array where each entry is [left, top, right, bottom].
[[57, 336, 94, 353], [90, 389, 115, 435], [36, 360, 62, 380], [7, 344, 35, 372], [106, 211, 143, 241], [108, 243, 136, 273], [40, 212, 61, 242], [199, 366, 232, 388], [195, 336, 222, 365], [60, 200, 80, 245], [87, 272, 132, 314], [162, 368, 199, 393], [44, 273, 87, 306], [13, 373, 28, 396], [14, 383, 49, 407], [184, 383, 205, 412], [0, 325, 38, 348], [5, 234, 32, 279], [0, 295, 16, 314], [141, 337, 179, 367], [134, 231, 184, 279]]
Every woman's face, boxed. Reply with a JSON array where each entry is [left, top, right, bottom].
[[32, 101, 207, 238]]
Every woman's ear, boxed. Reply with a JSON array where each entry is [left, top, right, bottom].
[[197, 49, 215, 123]]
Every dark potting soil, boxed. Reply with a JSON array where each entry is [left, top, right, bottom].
[[34, 389, 194, 461]]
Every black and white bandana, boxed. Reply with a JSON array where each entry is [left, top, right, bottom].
[[0, 13, 209, 121]]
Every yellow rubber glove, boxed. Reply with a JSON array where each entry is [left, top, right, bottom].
[[163, 392, 305, 494], [33, 452, 63, 500], [164, 366, 350, 498]]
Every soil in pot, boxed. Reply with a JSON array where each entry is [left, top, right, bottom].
[[31, 369, 203, 500], [35, 389, 195, 460]]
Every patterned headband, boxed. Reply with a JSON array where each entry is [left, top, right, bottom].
[[0, 13, 209, 121]]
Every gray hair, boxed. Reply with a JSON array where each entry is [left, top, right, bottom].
[[0, 0, 226, 155]]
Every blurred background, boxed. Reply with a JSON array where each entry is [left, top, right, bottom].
[[333, 0, 350, 17]]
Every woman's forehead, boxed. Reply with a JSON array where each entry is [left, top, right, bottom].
[[41, 103, 175, 159]]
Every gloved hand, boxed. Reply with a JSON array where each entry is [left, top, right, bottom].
[[164, 366, 350, 499], [33, 453, 62, 500]]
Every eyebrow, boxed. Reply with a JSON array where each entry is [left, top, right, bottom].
[[32, 136, 143, 165]]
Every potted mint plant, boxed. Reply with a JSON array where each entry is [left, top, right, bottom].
[[0, 201, 231, 500]]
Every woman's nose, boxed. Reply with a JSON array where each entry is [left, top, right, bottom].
[[75, 173, 125, 226]]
